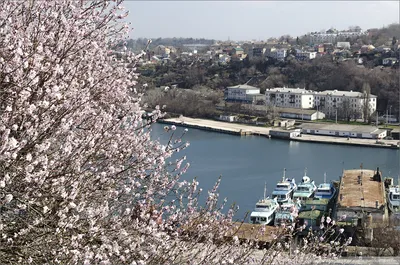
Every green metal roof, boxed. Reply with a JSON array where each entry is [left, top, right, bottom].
[[304, 198, 330, 205], [298, 210, 323, 220]]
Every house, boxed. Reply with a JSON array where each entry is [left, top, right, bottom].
[[300, 123, 387, 139], [231, 47, 244, 58], [265, 87, 315, 109], [337, 42, 351, 50], [218, 54, 231, 64], [360, 45, 375, 54], [252, 47, 266, 57], [153, 45, 176, 58], [295, 51, 317, 61], [225, 84, 261, 103]]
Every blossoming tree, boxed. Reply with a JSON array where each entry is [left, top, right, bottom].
[[0, 0, 349, 264]]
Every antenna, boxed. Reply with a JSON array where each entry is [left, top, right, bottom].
[[324, 172, 327, 183], [264, 182, 267, 200]]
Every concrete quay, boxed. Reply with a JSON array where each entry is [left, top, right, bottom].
[[159, 117, 271, 136], [293, 134, 399, 149], [159, 117, 399, 149]]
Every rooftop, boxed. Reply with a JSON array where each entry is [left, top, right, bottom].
[[265, 87, 313, 94], [300, 123, 386, 134], [227, 84, 260, 90], [316, 90, 377, 98], [337, 169, 384, 209]]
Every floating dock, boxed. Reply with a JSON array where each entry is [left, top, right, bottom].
[[335, 168, 388, 228]]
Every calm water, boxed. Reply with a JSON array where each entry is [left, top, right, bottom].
[[151, 123, 400, 221]]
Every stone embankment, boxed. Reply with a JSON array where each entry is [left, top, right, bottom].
[[159, 117, 399, 149]]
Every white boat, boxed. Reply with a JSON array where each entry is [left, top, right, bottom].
[[314, 173, 336, 201], [293, 168, 317, 202], [274, 198, 301, 226], [387, 177, 400, 215], [250, 182, 279, 225], [272, 168, 297, 204]]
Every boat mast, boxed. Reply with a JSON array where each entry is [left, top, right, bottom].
[[264, 181, 267, 200], [324, 172, 327, 183], [283, 168, 286, 181], [304, 167, 307, 176]]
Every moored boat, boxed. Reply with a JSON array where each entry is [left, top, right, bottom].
[[314, 173, 336, 201], [274, 198, 301, 226], [293, 168, 317, 203], [250, 182, 279, 225], [272, 168, 297, 204], [387, 177, 400, 215]]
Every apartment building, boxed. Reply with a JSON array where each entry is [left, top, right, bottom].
[[314, 90, 377, 119], [265, 88, 377, 120], [265, 87, 315, 109]]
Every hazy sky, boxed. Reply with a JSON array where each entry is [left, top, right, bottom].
[[124, 1, 399, 41]]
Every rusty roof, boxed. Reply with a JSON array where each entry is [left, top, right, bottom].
[[337, 169, 384, 209]]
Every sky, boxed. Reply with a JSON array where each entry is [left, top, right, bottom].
[[124, 1, 400, 41]]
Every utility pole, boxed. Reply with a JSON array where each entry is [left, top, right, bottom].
[[317, 104, 319, 120], [376, 111, 378, 127], [386, 108, 389, 126], [389, 105, 392, 124]]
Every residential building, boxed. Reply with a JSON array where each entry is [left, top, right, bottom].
[[310, 33, 337, 45], [337, 42, 351, 49], [252, 47, 266, 57], [225, 84, 261, 103], [295, 51, 317, 61], [314, 90, 377, 119], [266, 88, 377, 120], [276, 48, 287, 61], [265, 87, 315, 109], [232, 47, 244, 58]]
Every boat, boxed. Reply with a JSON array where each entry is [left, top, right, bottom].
[[272, 168, 297, 204], [314, 173, 336, 201], [293, 168, 317, 202], [387, 176, 400, 215], [250, 182, 279, 225], [274, 198, 301, 226]]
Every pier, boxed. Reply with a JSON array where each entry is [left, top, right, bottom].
[[159, 117, 271, 136], [159, 116, 399, 149]]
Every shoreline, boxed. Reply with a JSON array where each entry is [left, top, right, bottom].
[[159, 117, 400, 150]]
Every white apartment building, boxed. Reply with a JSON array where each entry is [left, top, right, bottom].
[[265, 88, 315, 109], [314, 90, 377, 119], [226, 84, 261, 103], [265, 88, 377, 120], [310, 33, 337, 45]]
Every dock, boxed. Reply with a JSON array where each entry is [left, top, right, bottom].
[[336, 169, 388, 228], [159, 117, 271, 136], [159, 116, 399, 149]]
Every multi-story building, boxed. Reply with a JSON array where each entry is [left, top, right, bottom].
[[314, 90, 377, 119], [226, 84, 262, 103], [310, 33, 337, 45], [265, 87, 315, 109], [265, 88, 377, 120]]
